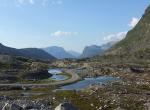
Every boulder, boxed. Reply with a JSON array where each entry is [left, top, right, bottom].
[[2, 103, 23, 110], [130, 67, 145, 73], [11, 104, 23, 110], [55, 102, 78, 110]]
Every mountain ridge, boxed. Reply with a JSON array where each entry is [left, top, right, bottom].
[[43, 46, 76, 59], [0, 43, 56, 61], [80, 41, 116, 58], [68, 50, 81, 58]]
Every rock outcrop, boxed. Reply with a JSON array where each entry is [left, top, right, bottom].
[[55, 102, 78, 110]]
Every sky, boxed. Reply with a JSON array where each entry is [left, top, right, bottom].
[[0, 0, 150, 53]]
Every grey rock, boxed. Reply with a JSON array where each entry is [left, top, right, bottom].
[[55, 102, 78, 110], [11, 103, 23, 110]]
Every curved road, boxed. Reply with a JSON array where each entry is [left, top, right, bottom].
[[50, 69, 81, 86], [0, 69, 80, 88]]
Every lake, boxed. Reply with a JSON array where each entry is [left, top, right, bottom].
[[48, 69, 68, 81], [60, 76, 119, 90], [49, 69, 119, 90]]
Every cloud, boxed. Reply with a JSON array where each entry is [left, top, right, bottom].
[[15, 0, 63, 6], [51, 0, 63, 5], [102, 17, 140, 43], [16, 0, 35, 5], [128, 17, 139, 28], [29, 0, 34, 4], [103, 31, 127, 43], [51, 30, 78, 37], [16, 0, 24, 4]]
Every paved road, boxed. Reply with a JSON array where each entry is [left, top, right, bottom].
[[50, 69, 81, 86], [0, 69, 80, 88]]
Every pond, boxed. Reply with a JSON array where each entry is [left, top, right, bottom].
[[49, 69, 120, 90], [48, 69, 68, 81], [60, 76, 119, 90]]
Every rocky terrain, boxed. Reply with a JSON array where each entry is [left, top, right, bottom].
[[0, 95, 79, 110], [0, 4, 150, 110], [0, 54, 52, 83], [0, 69, 149, 110], [0, 96, 52, 110], [49, 5, 150, 110]]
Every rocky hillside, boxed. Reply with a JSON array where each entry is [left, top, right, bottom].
[[96, 5, 150, 63]]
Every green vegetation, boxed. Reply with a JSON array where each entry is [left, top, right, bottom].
[[17, 78, 54, 84], [55, 91, 103, 110], [0, 62, 10, 69], [59, 72, 72, 79]]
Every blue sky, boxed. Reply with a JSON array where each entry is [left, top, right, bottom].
[[0, 0, 149, 52]]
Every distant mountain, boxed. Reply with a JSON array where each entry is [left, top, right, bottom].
[[68, 51, 81, 58], [104, 5, 150, 62], [0, 43, 22, 56], [43, 46, 75, 59], [19, 48, 56, 61], [0, 43, 56, 61], [80, 45, 103, 58], [80, 42, 116, 58]]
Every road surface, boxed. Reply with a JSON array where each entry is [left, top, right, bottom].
[[0, 69, 80, 88], [50, 69, 81, 86]]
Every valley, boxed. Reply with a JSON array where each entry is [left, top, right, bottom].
[[0, 56, 149, 110], [0, 2, 150, 110]]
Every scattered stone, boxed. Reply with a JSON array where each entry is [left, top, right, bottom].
[[114, 107, 125, 110], [55, 102, 78, 110], [11, 103, 23, 110]]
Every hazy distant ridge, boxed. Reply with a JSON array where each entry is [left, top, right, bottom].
[[0, 43, 56, 61]]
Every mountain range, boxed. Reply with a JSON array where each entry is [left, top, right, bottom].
[[0, 43, 56, 61], [42, 41, 116, 59], [0, 41, 116, 61], [42, 46, 77, 59]]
